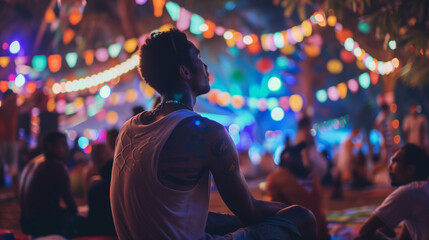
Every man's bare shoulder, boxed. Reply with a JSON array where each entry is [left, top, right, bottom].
[[176, 115, 226, 136]]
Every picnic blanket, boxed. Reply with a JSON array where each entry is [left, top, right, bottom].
[[327, 205, 401, 240]]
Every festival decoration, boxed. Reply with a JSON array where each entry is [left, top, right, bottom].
[[165, 1, 317, 54], [153, 0, 166, 17], [47, 54, 62, 73], [0, 57, 10, 68], [311, 115, 350, 136], [51, 54, 139, 94], [316, 72, 378, 103]]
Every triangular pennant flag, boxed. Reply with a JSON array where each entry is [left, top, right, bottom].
[[0, 57, 10, 68], [108, 43, 122, 58], [48, 54, 62, 72], [177, 8, 191, 31], [153, 0, 166, 17], [63, 28, 75, 45], [84, 50, 94, 66], [95, 48, 109, 62], [65, 52, 78, 68], [32, 55, 47, 72], [124, 38, 138, 53], [190, 14, 204, 35], [165, 1, 180, 21]]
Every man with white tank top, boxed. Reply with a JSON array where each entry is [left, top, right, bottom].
[[110, 29, 316, 240]]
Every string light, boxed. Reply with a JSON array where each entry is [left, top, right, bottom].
[[52, 54, 139, 95]]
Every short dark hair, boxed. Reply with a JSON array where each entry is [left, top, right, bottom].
[[42, 131, 67, 154], [138, 29, 195, 95], [401, 143, 429, 180]]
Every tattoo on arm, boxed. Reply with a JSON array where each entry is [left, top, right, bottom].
[[211, 138, 237, 175], [211, 139, 230, 157]]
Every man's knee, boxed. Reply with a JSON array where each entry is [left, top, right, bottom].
[[276, 205, 317, 240]]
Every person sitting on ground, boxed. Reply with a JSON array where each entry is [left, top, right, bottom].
[[358, 143, 429, 240], [266, 142, 330, 240], [295, 116, 328, 180], [19, 131, 79, 238], [85, 143, 116, 236], [110, 29, 316, 240], [403, 103, 427, 149]]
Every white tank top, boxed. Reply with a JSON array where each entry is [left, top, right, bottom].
[[111, 110, 211, 240]]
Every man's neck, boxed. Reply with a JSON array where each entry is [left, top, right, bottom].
[[162, 87, 195, 110]]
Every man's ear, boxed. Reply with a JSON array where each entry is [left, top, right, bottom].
[[179, 65, 191, 81]]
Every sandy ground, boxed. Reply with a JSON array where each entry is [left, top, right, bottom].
[[0, 178, 393, 235]]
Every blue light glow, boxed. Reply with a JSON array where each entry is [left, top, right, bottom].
[[78, 136, 89, 149]]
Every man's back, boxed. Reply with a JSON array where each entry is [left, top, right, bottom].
[[374, 181, 429, 240], [20, 155, 66, 217], [19, 154, 76, 237], [111, 110, 211, 239]]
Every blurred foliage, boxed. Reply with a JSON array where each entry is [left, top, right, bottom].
[[277, 0, 429, 87]]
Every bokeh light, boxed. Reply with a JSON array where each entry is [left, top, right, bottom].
[[348, 79, 359, 93], [271, 107, 285, 121], [268, 76, 282, 91], [358, 72, 370, 89], [78, 136, 89, 149], [14, 74, 26, 87], [99, 85, 111, 98], [9, 41, 20, 54], [289, 94, 303, 112], [316, 89, 327, 103]]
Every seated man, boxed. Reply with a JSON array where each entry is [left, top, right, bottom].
[[19, 131, 78, 238], [110, 29, 316, 240], [85, 143, 116, 236], [266, 142, 330, 240], [358, 144, 429, 240]]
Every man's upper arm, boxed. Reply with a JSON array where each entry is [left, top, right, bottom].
[[205, 121, 256, 223], [358, 214, 390, 239], [360, 186, 411, 239]]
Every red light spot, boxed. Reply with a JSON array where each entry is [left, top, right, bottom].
[[390, 104, 397, 113], [392, 119, 399, 129], [394, 135, 401, 144]]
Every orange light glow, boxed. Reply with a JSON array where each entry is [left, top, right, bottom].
[[390, 103, 397, 113], [48, 54, 62, 73], [153, 0, 166, 17], [392, 119, 399, 129], [394, 135, 401, 144]]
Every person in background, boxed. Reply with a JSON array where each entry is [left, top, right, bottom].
[[358, 144, 429, 240], [403, 104, 427, 150], [295, 116, 327, 180], [374, 104, 396, 166], [106, 128, 119, 154], [85, 143, 116, 236], [110, 29, 316, 240], [0, 90, 18, 188], [372, 104, 396, 185], [19, 131, 79, 238], [266, 142, 330, 240]]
